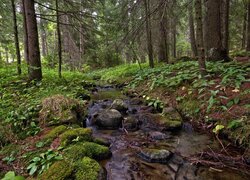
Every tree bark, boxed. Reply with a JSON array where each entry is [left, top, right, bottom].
[[171, 0, 177, 58], [242, 6, 247, 49], [22, 0, 29, 72], [246, 2, 250, 51], [221, 0, 230, 53], [11, 0, 21, 75], [24, 0, 42, 80], [189, 5, 198, 57], [158, 0, 168, 63], [56, 0, 62, 78], [144, 0, 154, 68], [195, 0, 206, 76], [5, 47, 9, 63], [206, 0, 228, 61]]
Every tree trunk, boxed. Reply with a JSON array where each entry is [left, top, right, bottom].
[[189, 5, 198, 57], [144, 0, 154, 68], [221, 0, 230, 53], [5, 48, 9, 63], [24, 0, 42, 80], [11, 0, 21, 75], [206, 0, 228, 61], [242, 6, 247, 49], [158, 0, 168, 63], [22, 0, 29, 72], [171, 0, 177, 58], [195, 0, 206, 76], [246, 2, 250, 51], [56, 0, 62, 78]]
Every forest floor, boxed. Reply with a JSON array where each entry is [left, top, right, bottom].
[[0, 58, 249, 179]]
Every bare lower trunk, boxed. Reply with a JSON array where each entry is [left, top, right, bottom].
[[158, 0, 168, 63], [144, 0, 154, 68], [22, 0, 29, 72], [221, 0, 230, 53], [206, 0, 228, 61], [242, 8, 247, 49], [189, 5, 198, 57], [195, 0, 206, 76], [246, 2, 250, 51], [5, 48, 9, 63], [56, 0, 62, 78], [24, 0, 42, 80], [11, 0, 21, 75]]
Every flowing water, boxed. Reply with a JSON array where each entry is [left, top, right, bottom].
[[86, 86, 248, 180]]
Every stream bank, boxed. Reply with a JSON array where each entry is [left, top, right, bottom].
[[85, 85, 249, 180]]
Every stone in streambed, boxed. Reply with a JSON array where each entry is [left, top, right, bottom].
[[94, 109, 122, 129], [111, 99, 128, 112], [138, 148, 172, 163]]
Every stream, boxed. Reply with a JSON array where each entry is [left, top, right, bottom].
[[85, 86, 248, 180]]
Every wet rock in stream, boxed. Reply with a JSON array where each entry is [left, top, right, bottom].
[[93, 109, 123, 129], [111, 99, 128, 112], [138, 148, 172, 163]]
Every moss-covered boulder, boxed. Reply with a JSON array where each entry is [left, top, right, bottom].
[[111, 99, 128, 112], [138, 148, 172, 163], [138, 113, 182, 131], [39, 95, 85, 126], [75, 157, 106, 180], [60, 128, 92, 146], [64, 142, 111, 161], [44, 125, 67, 141], [39, 160, 74, 180]]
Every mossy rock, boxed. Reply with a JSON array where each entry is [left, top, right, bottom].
[[91, 90, 125, 100], [159, 114, 182, 131], [64, 142, 111, 162], [39, 95, 85, 126], [93, 137, 110, 146], [44, 125, 67, 140], [60, 128, 92, 146], [75, 157, 105, 180], [39, 160, 74, 180]]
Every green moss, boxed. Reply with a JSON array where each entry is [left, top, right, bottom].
[[44, 125, 67, 140], [39, 160, 74, 180], [75, 157, 102, 180], [93, 137, 110, 146], [64, 142, 111, 162], [60, 128, 92, 146], [91, 90, 125, 100]]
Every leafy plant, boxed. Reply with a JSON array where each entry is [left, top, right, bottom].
[[143, 95, 164, 111], [27, 149, 63, 176], [2, 153, 16, 165], [227, 119, 243, 130], [1, 171, 25, 180], [213, 124, 225, 134]]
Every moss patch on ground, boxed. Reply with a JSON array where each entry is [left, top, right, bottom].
[[60, 128, 92, 146], [75, 157, 103, 180], [39, 160, 74, 180], [64, 142, 111, 162]]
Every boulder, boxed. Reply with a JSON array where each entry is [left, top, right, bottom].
[[39, 95, 85, 126], [123, 116, 138, 131], [148, 131, 171, 140], [138, 148, 172, 163], [94, 109, 123, 129], [111, 99, 128, 112]]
